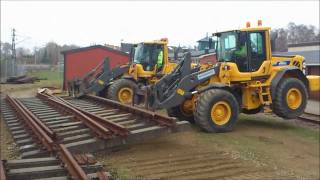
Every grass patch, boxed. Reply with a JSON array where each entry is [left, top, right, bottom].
[[109, 167, 144, 180], [1, 70, 63, 93], [28, 70, 63, 86]]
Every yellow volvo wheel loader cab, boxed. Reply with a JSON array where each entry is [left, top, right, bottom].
[[107, 38, 177, 104], [148, 20, 320, 132]]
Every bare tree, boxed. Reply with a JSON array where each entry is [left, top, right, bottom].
[[271, 22, 319, 52]]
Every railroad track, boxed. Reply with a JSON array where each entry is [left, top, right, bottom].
[[0, 95, 109, 180], [0, 93, 190, 179], [298, 112, 320, 125], [36, 93, 190, 153]]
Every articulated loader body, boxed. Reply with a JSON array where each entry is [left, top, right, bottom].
[[69, 39, 178, 102], [107, 38, 177, 104], [148, 22, 320, 132]]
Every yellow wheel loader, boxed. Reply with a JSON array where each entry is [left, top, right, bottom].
[[146, 21, 320, 131], [107, 38, 178, 104], [70, 39, 178, 102]]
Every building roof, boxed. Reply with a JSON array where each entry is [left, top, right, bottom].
[[61, 45, 129, 57], [121, 43, 134, 53], [274, 50, 320, 65], [288, 41, 320, 48]]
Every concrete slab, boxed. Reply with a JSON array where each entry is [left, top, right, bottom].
[[305, 100, 320, 115], [16, 138, 33, 146], [58, 128, 91, 138], [45, 119, 70, 125], [53, 125, 83, 133], [7, 165, 67, 180], [13, 134, 29, 141], [6, 157, 59, 169], [19, 144, 39, 153], [49, 122, 82, 129], [21, 149, 49, 159], [41, 116, 74, 122], [62, 134, 93, 144], [11, 129, 27, 136]]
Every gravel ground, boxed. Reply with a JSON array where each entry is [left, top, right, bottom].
[[0, 116, 20, 160]]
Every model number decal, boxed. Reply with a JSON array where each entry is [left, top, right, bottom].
[[273, 60, 290, 66], [197, 69, 215, 80]]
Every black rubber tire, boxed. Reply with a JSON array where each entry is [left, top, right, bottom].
[[194, 89, 239, 133], [273, 78, 307, 119], [107, 79, 138, 103], [242, 106, 262, 114], [167, 105, 195, 123]]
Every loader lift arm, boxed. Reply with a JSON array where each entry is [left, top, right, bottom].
[[150, 53, 219, 109], [69, 58, 129, 97]]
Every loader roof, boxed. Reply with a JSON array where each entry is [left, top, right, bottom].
[[212, 27, 271, 36]]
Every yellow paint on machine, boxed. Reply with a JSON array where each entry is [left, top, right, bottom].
[[98, 80, 104, 85], [176, 88, 185, 96], [307, 75, 320, 91]]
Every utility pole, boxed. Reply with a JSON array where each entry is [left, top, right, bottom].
[[11, 28, 16, 76], [34, 47, 37, 65]]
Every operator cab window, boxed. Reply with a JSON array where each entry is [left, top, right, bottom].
[[224, 35, 236, 50], [249, 32, 266, 71], [234, 32, 249, 72]]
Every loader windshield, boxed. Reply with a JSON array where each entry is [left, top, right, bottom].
[[216, 32, 238, 62], [133, 44, 163, 70]]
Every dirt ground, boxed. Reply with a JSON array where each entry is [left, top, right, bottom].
[[1, 83, 319, 179], [96, 114, 319, 180]]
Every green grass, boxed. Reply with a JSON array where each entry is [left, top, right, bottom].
[[109, 167, 140, 180], [28, 70, 63, 86], [1, 70, 63, 93]]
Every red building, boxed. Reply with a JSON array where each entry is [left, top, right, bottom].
[[198, 53, 217, 64], [62, 45, 129, 90]]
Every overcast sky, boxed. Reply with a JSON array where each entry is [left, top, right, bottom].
[[1, 1, 319, 49]]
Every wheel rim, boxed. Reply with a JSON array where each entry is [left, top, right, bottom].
[[286, 88, 302, 110], [118, 87, 133, 104], [179, 99, 193, 117], [210, 101, 232, 126]]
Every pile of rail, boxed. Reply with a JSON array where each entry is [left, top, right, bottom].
[[5, 75, 43, 84]]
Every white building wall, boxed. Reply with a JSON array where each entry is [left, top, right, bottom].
[[288, 45, 320, 52]]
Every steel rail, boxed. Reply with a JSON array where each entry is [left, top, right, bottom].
[[49, 94, 130, 136], [85, 94, 177, 127], [58, 144, 89, 180], [298, 112, 320, 125], [0, 160, 6, 180], [5, 95, 92, 180], [15, 98, 56, 139], [6, 95, 55, 152], [37, 93, 112, 139]]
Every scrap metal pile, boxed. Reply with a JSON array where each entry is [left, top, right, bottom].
[[5, 75, 44, 84]]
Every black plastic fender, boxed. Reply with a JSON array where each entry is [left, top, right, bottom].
[[270, 67, 308, 100]]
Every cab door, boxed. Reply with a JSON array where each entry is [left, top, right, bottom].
[[248, 31, 271, 78]]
